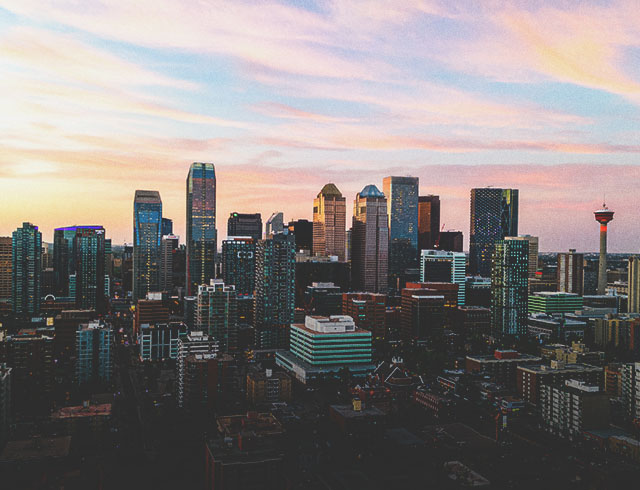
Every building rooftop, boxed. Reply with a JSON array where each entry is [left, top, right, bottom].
[[359, 184, 384, 198], [0, 436, 72, 462], [330, 404, 385, 419], [318, 183, 342, 197], [297, 315, 370, 335], [519, 363, 602, 374], [51, 403, 112, 419]]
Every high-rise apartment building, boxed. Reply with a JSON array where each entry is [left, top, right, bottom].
[[287, 219, 313, 252], [383, 176, 419, 291], [176, 331, 220, 408], [254, 233, 296, 349], [628, 256, 640, 314], [0, 237, 12, 302], [138, 322, 187, 361], [558, 249, 584, 296], [133, 190, 162, 301], [12, 222, 42, 315], [75, 321, 113, 384], [469, 188, 519, 277], [221, 237, 256, 297], [265, 212, 285, 236], [186, 163, 217, 295], [160, 234, 179, 293], [196, 280, 238, 352], [515, 235, 539, 276], [491, 237, 529, 337], [2, 330, 53, 412], [420, 249, 466, 306], [312, 184, 346, 261], [418, 195, 440, 251], [351, 185, 388, 294], [227, 213, 262, 241]]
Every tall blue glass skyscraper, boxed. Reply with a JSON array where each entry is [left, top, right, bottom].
[[186, 163, 217, 296], [383, 176, 419, 291], [133, 190, 162, 301], [469, 188, 519, 277], [12, 222, 42, 315]]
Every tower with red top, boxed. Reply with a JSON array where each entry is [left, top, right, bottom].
[[594, 203, 614, 295]]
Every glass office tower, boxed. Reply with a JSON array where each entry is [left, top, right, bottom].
[[383, 176, 418, 291], [491, 237, 529, 337], [133, 190, 163, 301], [12, 222, 42, 315], [186, 163, 217, 296], [469, 188, 519, 277], [54, 226, 106, 310]]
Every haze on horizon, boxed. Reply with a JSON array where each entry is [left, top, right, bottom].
[[0, 1, 638, 252]]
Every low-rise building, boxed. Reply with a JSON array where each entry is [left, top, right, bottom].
[[276, 315, 374, 384], [528, 292, 583, 314], [465, 350, 542, 390], [246, 368, 292, 405], [413, 386, 455, 419]]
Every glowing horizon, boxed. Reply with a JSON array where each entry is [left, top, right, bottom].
[[0, 1, 639, 252]]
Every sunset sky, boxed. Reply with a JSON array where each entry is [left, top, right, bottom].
[[0, 0, 639, 251]]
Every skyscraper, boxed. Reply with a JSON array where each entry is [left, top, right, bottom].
[[558, 249, 584, 296], [12, 222, 42, 315], [383, 176, 419, 291], [0, 237, 11, 303], [351, 185, 388, 294], [594, 203, 614, 295], [312, 183, 346, 261], [196, 279, 238, 352], [186, 162, 217, 296], [221, 237, 256, 297], [287, 219, 313, 252], [628, 256, 640, 314], [438, 231, 463, 252], [420, 249, 466, 305], [418, 195, 440, 251], [160, 234, 179, 293], [265, 212, 285, 236], [162, 217, 173, 236], [469, 188, 519, 277], [133, 190, 162, 301], [73, 226, 107, 311], [491, 237, 529, 337], [254, 233, 296, 348], [227, 212, 262, 241]]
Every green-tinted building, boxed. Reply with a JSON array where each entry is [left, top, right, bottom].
[[12, 222, 42, 315], [276, 315, 374, 383], [529, 292, 583, 314], [491, 237, 528, 337]]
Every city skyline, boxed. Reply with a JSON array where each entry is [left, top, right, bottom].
[[0, 1, 639, 251]]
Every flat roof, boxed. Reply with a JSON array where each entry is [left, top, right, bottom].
[[51, 403, 112, 419], [0, 436, 71, 462]]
